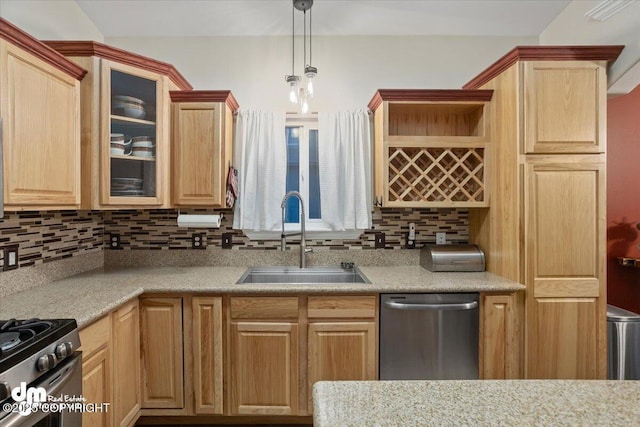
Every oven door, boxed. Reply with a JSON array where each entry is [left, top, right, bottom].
[[0, 352, 82, 427]]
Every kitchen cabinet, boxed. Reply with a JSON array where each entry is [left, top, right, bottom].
[[368, 90, 492, 208], [43, 41, 192, 209], [140, 297, 184, 409], [112, 299, 141, 427], [0, 19, 85, 210], [79, 314, 111, 427], [465, 46, 623, 379], [171, 91, 238, 207], [228, 296, 299, 415], [307, 297, 377, 410], [192, 296, 223, 414], [525, 158, 605, 378], [523, 61, 606, 154], [480, 293, 520, 379]]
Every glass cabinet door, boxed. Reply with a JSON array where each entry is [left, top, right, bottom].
[[102, 63, 163, 205]]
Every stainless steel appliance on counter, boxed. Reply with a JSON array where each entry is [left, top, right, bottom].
[[0, 319, 81, 427], [420, 244, 485, 272], [379, 293, 479, 380]]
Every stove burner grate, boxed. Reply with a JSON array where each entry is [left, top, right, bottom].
[[0, 332, 21, 352]]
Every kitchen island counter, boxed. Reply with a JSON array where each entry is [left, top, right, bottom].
[[313, 380, 640, 426], [0, 265, 523, 327]]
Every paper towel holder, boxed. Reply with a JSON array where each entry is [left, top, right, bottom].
[[176, 210, 224, 228]]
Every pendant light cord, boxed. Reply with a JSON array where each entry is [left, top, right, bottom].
[[303, 10, 307, 67], [309, 8, 312, 66], [291, 5, 295, 76]]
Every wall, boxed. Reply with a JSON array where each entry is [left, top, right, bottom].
[[607, 84, 640, 314], [0, 211, 104, 296], [0, 0, 103, 41], [106, 34, 536, 111], [540, 0, 640, 86], [103, 208, 468, 250]]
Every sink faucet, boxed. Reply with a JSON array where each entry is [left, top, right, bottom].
[[281, 191, 313, 268]]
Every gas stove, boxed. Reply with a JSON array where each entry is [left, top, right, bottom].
[[0, 318, 81, 426]]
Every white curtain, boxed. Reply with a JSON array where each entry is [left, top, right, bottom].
[[233, 110, 287, 231], [318, 110, 372, 231]]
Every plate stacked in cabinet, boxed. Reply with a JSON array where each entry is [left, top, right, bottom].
[[368, 90, 493, 208]]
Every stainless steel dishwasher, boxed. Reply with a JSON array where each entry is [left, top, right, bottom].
[[379, 293, 479, 380]]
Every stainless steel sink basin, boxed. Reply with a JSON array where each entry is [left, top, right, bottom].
[[236, 266, 370, 284]]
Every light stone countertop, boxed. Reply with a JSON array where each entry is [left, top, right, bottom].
[[313, 380, 640, 427], [0, 266, 523, 328]]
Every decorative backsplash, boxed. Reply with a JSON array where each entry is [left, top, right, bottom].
[[0, 207, 468, 273], [0, 211, 103, 269], [103, 208, 468, 250]]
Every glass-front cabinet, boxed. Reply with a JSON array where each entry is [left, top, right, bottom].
[[101, 61, 166, 206]]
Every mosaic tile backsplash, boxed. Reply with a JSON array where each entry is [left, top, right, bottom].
[[0, 211, 103, 269], [104, 208, 468, 250], [0, 207, 468, 275]]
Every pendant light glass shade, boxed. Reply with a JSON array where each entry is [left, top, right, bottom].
[[285, 0, 318, 112]]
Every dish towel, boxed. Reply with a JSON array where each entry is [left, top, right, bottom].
[[226, 165, 238, 208]]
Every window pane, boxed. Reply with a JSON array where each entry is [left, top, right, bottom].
[[285, 127, 300, 223], [308, 129, 321, 219]]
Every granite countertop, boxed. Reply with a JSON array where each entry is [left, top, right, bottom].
[[313, 380, 640, 427], [0, 266, 523, 328]]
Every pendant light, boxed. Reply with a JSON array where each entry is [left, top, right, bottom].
[[285, 0, 318, 112]]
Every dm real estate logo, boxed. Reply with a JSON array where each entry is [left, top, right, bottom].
[[11, 382, 46, 415]]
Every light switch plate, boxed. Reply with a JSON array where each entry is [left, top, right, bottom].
[[375, 232, 386, 249], [222, 233, 233, 249], [3, 245, 18, 271]]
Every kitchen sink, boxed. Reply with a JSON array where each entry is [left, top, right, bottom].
[[236, 266, 370, 284]]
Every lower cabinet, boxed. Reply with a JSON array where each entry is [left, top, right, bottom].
[[112, 299, 141, 427], [306, 296, 378, 411], [228, 296, 300, 415], [79, 315, 111, 427], [480, 293, 521, 379], [192, 296, 224, 414], [140, 297, 184, 409], [230, 321, 299, 415]]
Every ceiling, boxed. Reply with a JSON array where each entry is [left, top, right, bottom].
[[76, 0, 571, 38]]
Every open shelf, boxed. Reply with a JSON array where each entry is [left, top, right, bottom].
[[111, 114, 156, 126], [388, 103, 485, 137], [110, 154, 156, 162]]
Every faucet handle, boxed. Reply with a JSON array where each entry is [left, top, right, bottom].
[[340, 261, 355, 270]]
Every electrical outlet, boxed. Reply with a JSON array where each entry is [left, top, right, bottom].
[[408, 223, 416, 240], [436, 232, 447, 245], [3, 245, 18, 271], [222, 233, 233, 249], [375, 232, 386, 249], [192, 233, 205, 249], [108, 234, 121, 249]]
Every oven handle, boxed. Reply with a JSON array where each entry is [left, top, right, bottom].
[[1, 354, 81, 427], [383, 300, 478, 311]]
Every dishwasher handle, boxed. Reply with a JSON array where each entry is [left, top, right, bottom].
[[383, 300, 478, 311]]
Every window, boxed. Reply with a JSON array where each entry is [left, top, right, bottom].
[[243, 115, 362, 240], [284, 118, 321, 225]]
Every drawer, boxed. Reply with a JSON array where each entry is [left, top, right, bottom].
[[308, 296, 377, 319], [230, 296, 299, 319], [79, 314, 111, 356]]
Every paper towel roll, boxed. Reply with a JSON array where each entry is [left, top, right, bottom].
[[177, 214, 222, 228]]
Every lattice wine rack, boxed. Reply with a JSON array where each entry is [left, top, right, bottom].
[[387, 146, 485, 206]]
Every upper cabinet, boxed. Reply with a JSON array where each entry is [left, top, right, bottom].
[[368, 90, 493, 208], [43, 40, 192, 209], [0, 19, 86, 210], [170, 91, 238, 207], [523, 61, 606, 154]]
